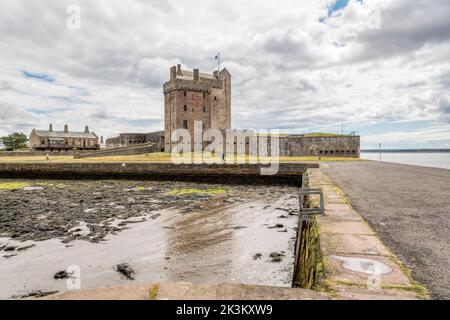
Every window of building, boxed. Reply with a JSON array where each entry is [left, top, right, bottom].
[[203, 106, 206, 112], [184, 105, 187, 111], [184, 91, 187, 97], [41, 139, 45, 145], [214, 96, 217, 101], [203, 93, 206, 99], [183, 120, 188, 129]]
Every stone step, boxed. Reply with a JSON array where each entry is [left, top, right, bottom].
[[40, 282, 330, 300]]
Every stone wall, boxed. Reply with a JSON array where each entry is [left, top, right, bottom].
[[74, 143, 158, 159], [103, 132, 360, 159], [279, 135, 360, 158], [106, 131, 164, 150], [206, 133, 360, 158], [0, 162, 316, 185], [0, 151, 72, 157]]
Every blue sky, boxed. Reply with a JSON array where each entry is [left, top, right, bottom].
[[22, 71, 55, 83], [328, 0, 350, 15]]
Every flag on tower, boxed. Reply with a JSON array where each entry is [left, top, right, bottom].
[[215, 52, 221, 72]]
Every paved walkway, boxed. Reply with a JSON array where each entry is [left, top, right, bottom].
[[321, 161, 450, 300], [308, 168, 420, 300]]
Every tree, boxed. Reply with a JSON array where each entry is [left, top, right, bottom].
[[0, 132, 28, 150]]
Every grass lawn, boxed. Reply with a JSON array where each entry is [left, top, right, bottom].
[[0, 152, 362, 164]]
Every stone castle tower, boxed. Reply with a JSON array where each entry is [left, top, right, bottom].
[[163, 64, 231, 151]]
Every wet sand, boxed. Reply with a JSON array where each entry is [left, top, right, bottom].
[[0, 179, 299, 299]]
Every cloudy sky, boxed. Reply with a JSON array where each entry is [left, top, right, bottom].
[[1, 0, 449, 149]]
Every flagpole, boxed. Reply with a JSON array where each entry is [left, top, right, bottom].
[[217, 52, 220, 72]]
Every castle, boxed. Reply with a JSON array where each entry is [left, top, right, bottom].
[[163, 64, 231, 151], [106, 64, 360, 158]]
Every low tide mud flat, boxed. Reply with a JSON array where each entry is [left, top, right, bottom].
[[0, 179, 300, 299]]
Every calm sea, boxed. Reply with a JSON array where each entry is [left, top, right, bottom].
[[360, 152, 450, 170]]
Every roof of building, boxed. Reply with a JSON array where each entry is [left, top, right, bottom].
[[33, 130, 98, 139], [178, 69, 217, 81]]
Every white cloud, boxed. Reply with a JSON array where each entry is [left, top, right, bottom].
[[363, 124, 450, 148], [0, 0, 449, 147]]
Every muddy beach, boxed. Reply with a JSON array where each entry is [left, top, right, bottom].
[[0, 179, 300, 299]]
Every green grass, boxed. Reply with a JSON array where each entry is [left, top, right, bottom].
[[303, 133, 346, 137], [0, 151, 361, 164]]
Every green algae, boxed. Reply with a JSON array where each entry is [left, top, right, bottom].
[[0, 182, 30, 190]]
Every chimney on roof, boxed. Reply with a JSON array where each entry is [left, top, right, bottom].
[[85, 125, 89, 133], [176, 64, 182, 75], [100, 136, 104, 144], [49, 123, 53, 132], [193, 68, 199, 82], [64, 124, 68, 133], [170, 66, 176, 80]]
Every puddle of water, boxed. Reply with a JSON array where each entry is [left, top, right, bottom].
[[23, 186, 44, 191], [331, 255, 392, 275]]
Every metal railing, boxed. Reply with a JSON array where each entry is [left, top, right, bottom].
[[298, 188, 325, 217]]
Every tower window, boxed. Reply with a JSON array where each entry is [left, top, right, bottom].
[[183, 120, 188, 129], [184, 105, 187, 111], [203, 93, 206, 99], [203, 106, 206, 112], [184, 91, 187, 97], [214, 96, 217, 101]]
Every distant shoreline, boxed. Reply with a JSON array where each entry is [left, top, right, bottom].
[[361, 149, 450, 153]]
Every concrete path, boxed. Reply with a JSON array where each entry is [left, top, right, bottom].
[[308, 168, 420, 300], [321, 161, 450, 300], [39, 282, 329, 300]]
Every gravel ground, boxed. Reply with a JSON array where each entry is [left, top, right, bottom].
[[322, 161, 450, 300]]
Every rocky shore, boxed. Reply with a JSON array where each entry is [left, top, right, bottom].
[[0, 178, 297, 249]]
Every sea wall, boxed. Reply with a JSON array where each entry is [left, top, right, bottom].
[[0, 162, 316, 185], [292, 170, 324, 289]]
